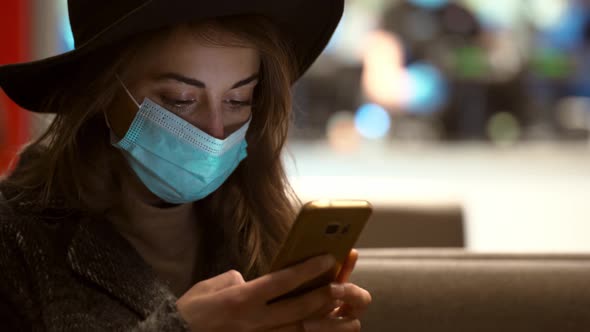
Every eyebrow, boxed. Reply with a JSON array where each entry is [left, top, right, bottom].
[[154, 72, 259, 89]]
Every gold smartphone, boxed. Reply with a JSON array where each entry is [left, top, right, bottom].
[[268, 199, 373, 303]]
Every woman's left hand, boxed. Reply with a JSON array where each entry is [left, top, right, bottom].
[[301, 249, 372, 331]]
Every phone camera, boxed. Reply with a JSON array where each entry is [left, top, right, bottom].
[[325, 224, 340, 235], [341, 224, 351, 234]]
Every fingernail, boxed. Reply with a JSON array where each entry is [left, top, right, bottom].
[[330, 283, 345, 299], [303, 319, 320, 331], [332, 299, 344, 309]]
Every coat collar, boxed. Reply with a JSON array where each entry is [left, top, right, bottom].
[[1, 145, 177, 318], [66, 216, 175, 319]]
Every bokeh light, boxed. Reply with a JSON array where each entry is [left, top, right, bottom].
[[324, 1, 378, 64], [487, 112, 521, 146], [462, 0, 520, 29], [526, 0, 569, 30], [406, 62, 449, 114], [531, 48, 572, 79], [326, 111, 361, 152], [453, 45, 488, 79], [408, 0, 448, 10], [487, 31, 523, 82], [59, 0, 74, 51], [361, 30, 411, 109], [354, 103, 391, 139], [539, 2, 586, 51]]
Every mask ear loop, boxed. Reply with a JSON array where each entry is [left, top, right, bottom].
[[116, 74, 141, 108], [104, 75, 141, 129], [103, 111, 113, 130]]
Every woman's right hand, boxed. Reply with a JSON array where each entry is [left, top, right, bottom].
[[175, 254, 360, 332]]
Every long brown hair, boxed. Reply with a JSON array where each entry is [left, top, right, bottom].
[[4, 15, 300, 280]]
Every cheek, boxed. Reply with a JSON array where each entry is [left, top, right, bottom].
[[224, 108, 252, 133], [240, 108, 253, 121]]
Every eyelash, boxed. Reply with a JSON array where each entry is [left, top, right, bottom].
[[161, 96, 252, 113], [225, 99, 253, 110], [162, 96, 195, 113]]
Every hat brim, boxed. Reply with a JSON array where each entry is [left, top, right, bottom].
[[0, 0, 343, 112]]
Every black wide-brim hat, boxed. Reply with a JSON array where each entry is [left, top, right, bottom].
[[0, 0, 344, 112]]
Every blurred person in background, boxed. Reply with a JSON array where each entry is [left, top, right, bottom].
[[375, 0, 529, 141], [0, 1, 370, 331]]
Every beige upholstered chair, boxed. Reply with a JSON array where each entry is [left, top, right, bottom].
[[351, 249, 590, 332], [356, 203, 465, 248]]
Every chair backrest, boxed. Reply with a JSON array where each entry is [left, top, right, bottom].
[[351, 249, 590, 332], [356, 203, 465, 248]]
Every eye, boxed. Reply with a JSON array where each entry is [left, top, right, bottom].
[[224, 99, 252, 111], [161, 96, 197, 113]]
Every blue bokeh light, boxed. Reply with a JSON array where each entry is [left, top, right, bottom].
[[354, 103, 391, 139], [408, 0, 448, 10], [539, 2, 587, 51], [325, 16, 344, 54], [406, 63, 449, 114], [59, 0, 75, 51]]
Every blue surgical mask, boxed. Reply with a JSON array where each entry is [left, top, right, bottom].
[[109, 79, 250, 204]]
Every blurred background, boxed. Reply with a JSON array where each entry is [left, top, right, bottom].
[[1, 0, 589, 252]]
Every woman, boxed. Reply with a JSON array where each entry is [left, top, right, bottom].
[[0, 1, 371, 331]]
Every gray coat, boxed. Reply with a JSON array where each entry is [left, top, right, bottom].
[[0, 184, 191, 331]]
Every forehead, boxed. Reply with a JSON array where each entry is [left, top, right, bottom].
[[129, 25, 260, 83]]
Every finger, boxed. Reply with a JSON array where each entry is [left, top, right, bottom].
[[336, 249, 358, 283], [302, 317, 361, 332], [334, 283, 372, 319], [191, 269, 245, 294], [265, 283, 343, 327], [314, 299, 344, 319], [247, 254, 335, 301]]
